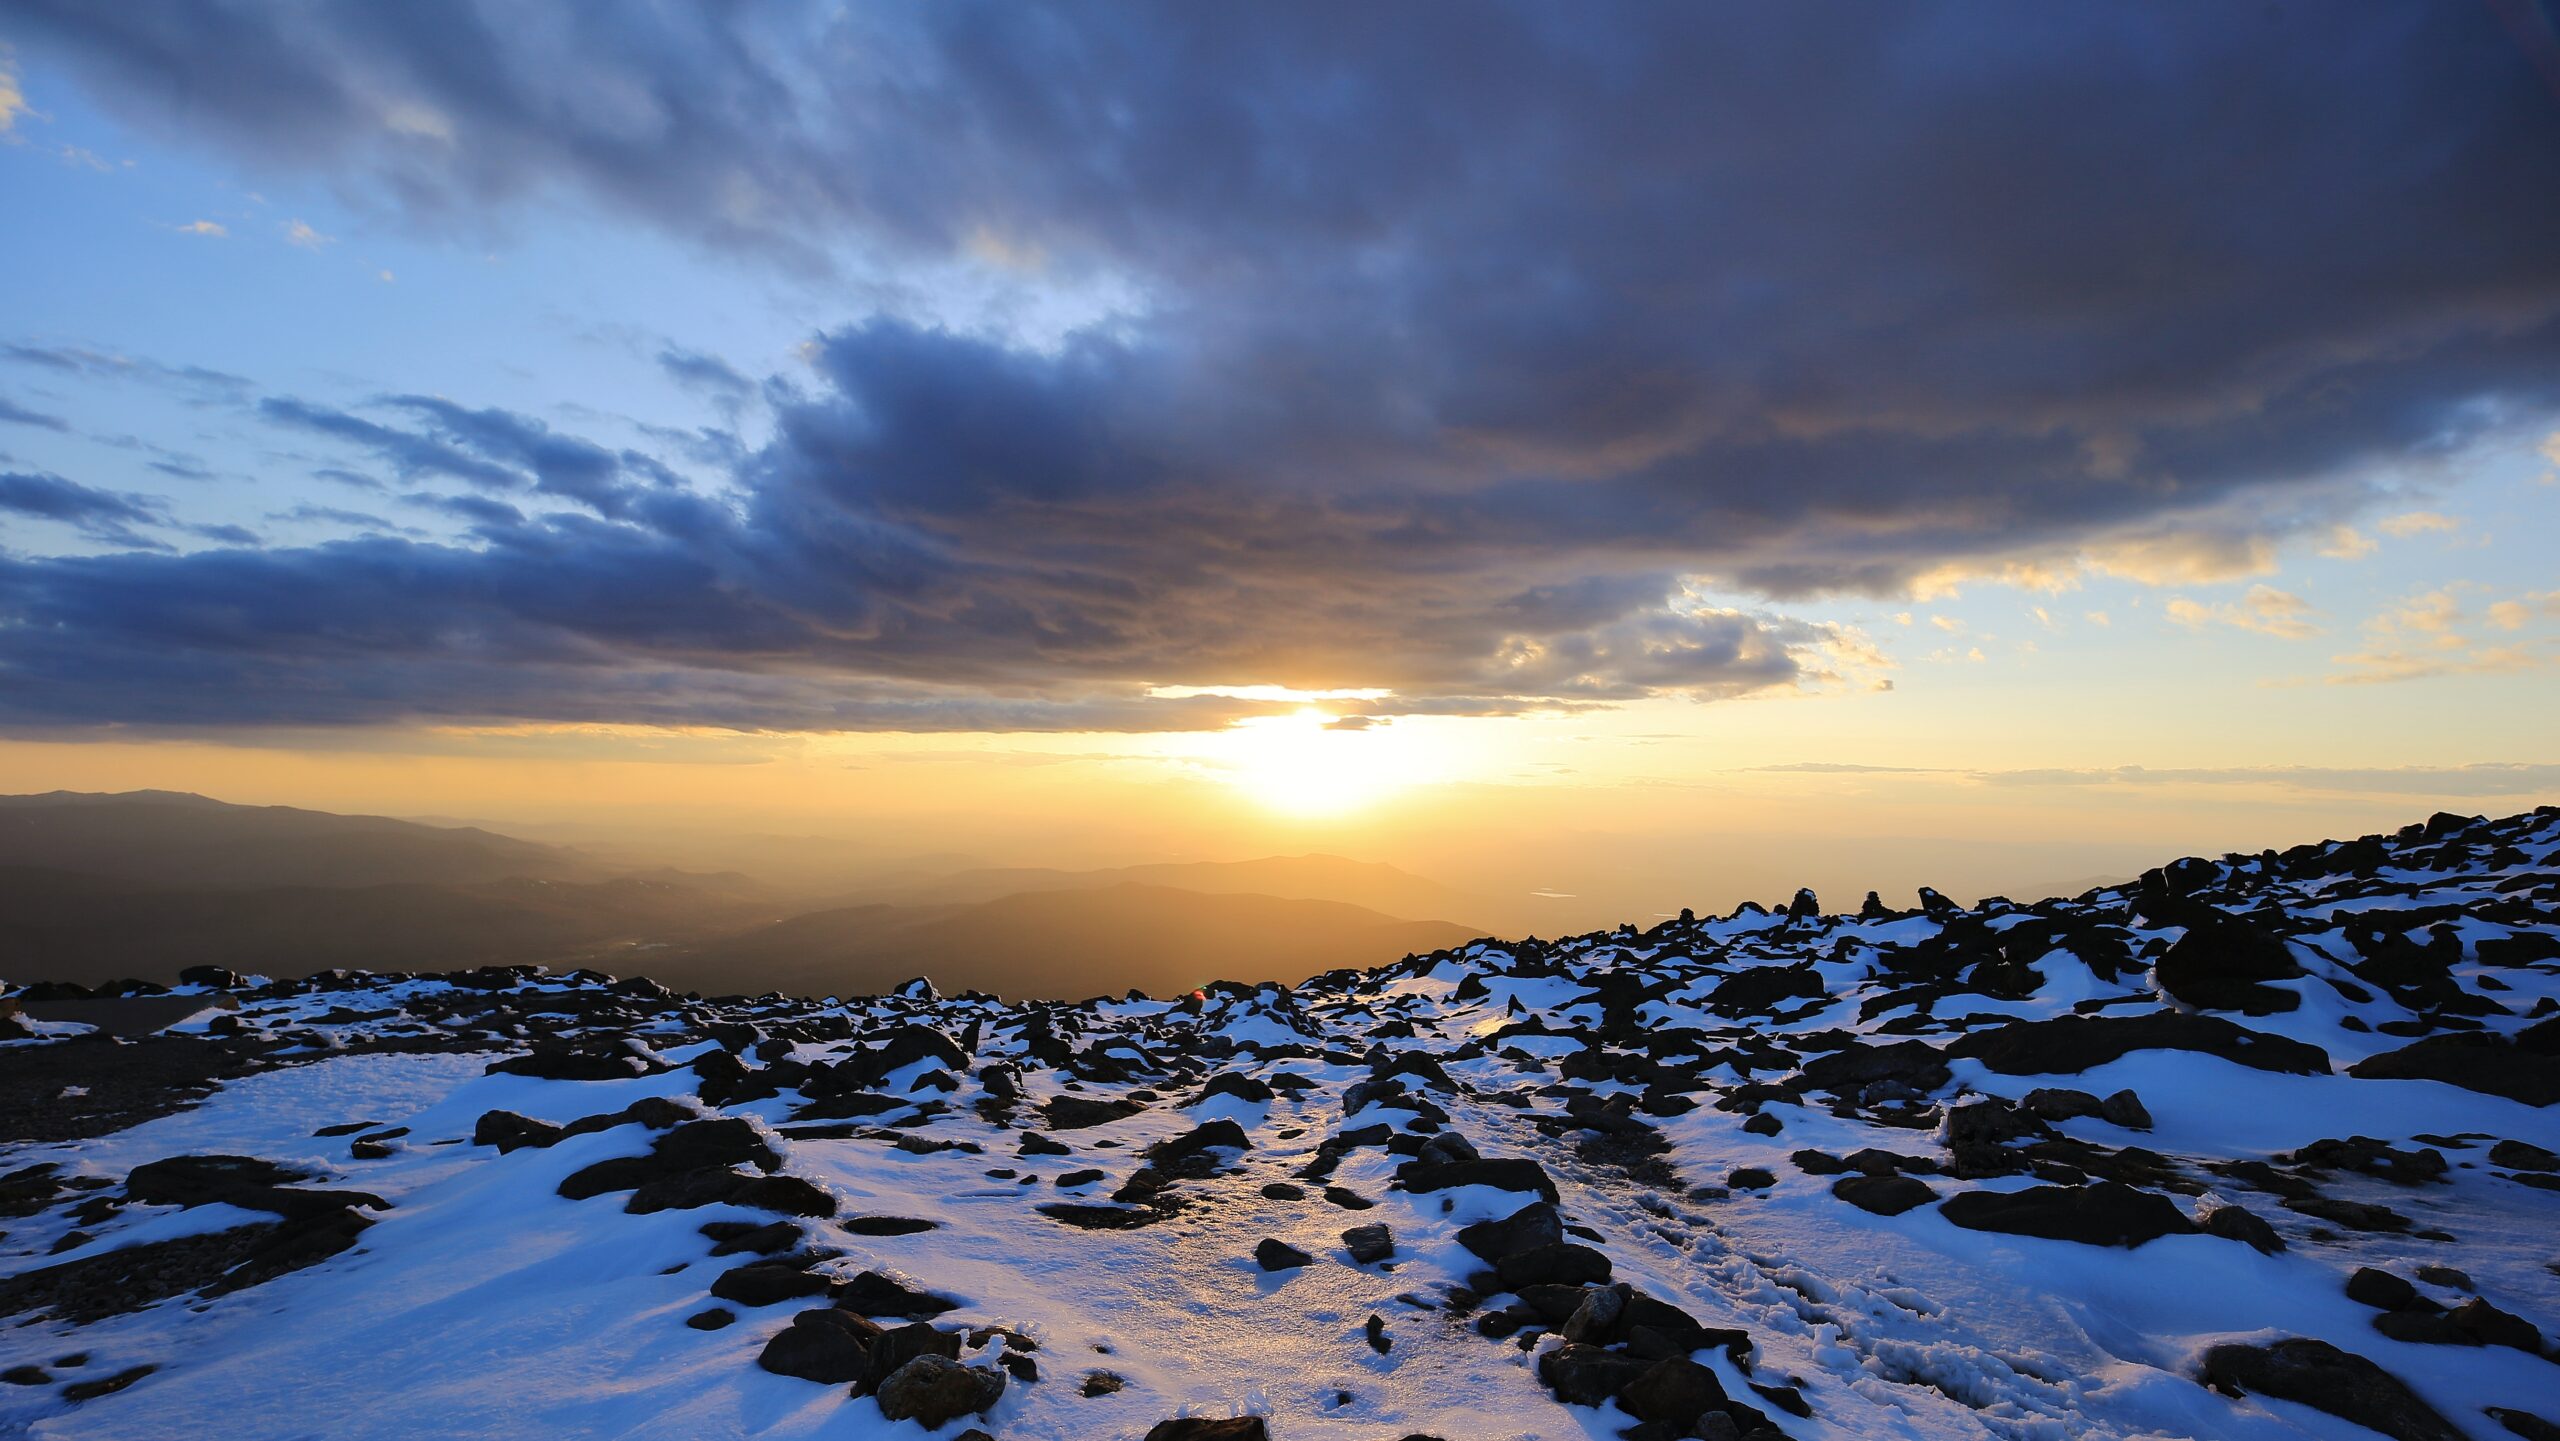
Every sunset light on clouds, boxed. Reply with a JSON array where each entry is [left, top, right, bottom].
[[0, 3, 2555, 923]]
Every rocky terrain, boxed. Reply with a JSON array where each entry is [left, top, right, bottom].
[[0, 808, 2555, 1439]]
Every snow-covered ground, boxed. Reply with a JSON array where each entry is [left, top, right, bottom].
[[0, 807, 2555, 1440]]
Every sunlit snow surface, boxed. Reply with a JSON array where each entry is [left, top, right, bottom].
[[1, 809, 2556, 1439]]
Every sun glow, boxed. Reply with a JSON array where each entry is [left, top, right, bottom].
[[1211, 707, 1417, 816]]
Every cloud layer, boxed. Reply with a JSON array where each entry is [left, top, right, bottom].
[[4, 3, 2559, 731]]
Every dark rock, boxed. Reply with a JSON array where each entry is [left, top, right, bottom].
[[2490, 1408, 2560, 1441], [1199, 1072, 1274, 1104], [558, 1119, 779, 1201], [1151, 1119, 1252, 1169], [1949, 1013, 2330, 1076], [1561, 1283, 1629, 1344], [1043, 1096, 1145, 1130], [1141, 1421, 1269, 1441], [2199, 1337, 2464, 1441], [1619, 1356, 1729, 1429], [835, 1270, 960, 1318], [2490, 1139, 2560, 1172], [2452, 1296, 2543, 1352], [1708, 963, 1827, 1016], [1495, 1242, 1611, 1288], [1456, 1202, 1563, 1263], [487, 1040, 662, 1081], [1396, 1157, 1558, 1203], [858, 1320, 961, 1396], [2200, 1203, 2285, 1254], [702, 1220, 799, 1256], [1255, 1238, 1314, 1271], [124, 1155, 307, 1208], [472, 1110, 565, 1153], [1341, 1224, 1394, 1263], [759, 1308, 883, 1382], [2099, 1090, 2154, 1129], [62, 1365, 154, 1403], [2349, 1032, 2560, 1107], [709, 1260, 830, 1308], [2345, 1267, 2419, 1311], [1799, 1040, 1952, 1094], [2283, 1196, 2411, 1233], [2154, 910, 2302, 1013], [684, 1307, 734, 1331], [2284, 1137, 2449, 1187], [1939, 1181, 2200, 1247], [1537, 1342, 1652, 1407], [840, 1216, 938, 1236], [2372, 1309, 2469, 1346], [874, 1354, 1005, 1427], [627, 1170, 835, 1217], [1727, 1167, 1775, 1190], [1832, 1174, 1937, 1216], [1038, 1203, 1162, 1230], [2021, 1088, 2103, 1121]]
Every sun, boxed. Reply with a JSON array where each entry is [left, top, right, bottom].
[[1214, 707, 1411, 816]]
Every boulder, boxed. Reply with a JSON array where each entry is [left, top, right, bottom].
[[2198, 1202, 2285, 1254], [874, 1354, 1005, 1427], [835, 1270, 960, 1318], [2199, 1337, 2463, 1441], [2153, 910, 2302, 1013], [758, 1308, 882, 1383], [1939, 1181, 2199, 1247], [1618, 1356, 1729, 1429], [1832, 1174, 1936, 1216], [2349, 1032, 2560, 1107], [1537, 1342, 1652, 1407], [1456, 1202, 1563, 1263], [709, 1260, 831, 1308], [1495, 1242, 1611, 1288], [1949, 1013, 2329, 1076], [1254, 1238, 1313, 1271], [472, 1110, 565, 1153], [1341, 1224, 1394, 1264], [1396, 1157, 1558, 1203], [1141, 1421, 1269, 1441]]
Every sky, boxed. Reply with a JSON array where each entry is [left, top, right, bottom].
[[1, 2, 2558, 925]]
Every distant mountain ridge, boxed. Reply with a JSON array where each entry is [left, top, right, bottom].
[[0, 791, 584, 890], [0, 792, 1486, 998]]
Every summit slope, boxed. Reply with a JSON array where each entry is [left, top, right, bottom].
[[0, 808, 2555, 1439]]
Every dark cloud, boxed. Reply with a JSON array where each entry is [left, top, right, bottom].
[[267, 503, 424, 538], [0, 342, 253, 403], [3, 4, 2558, 730], [258, 397, 521, 491], [0, 469, 170, 548], [0, 397, 71, 433], [657, 347, 755, 412]]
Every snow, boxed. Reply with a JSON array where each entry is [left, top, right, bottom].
[[1, 809, 2556, 1439]]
